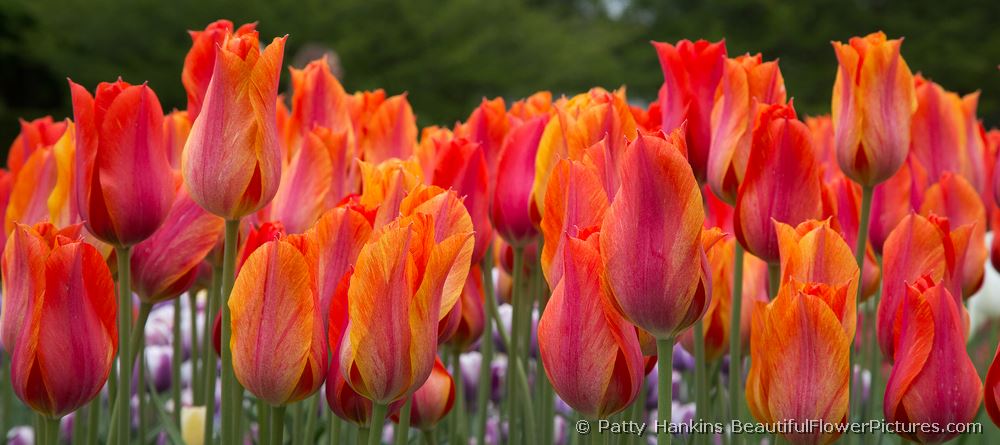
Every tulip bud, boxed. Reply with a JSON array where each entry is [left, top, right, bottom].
[[390, 358, 455, 431]]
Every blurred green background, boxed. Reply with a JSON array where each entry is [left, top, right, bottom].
[[1, 0, 997, 161]]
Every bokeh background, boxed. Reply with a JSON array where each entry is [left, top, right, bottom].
[[1, 0, 998, 162]]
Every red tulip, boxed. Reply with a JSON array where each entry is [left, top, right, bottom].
[[652, 39, 727, 182], [492, 115, 549, 247], [734, 103, 823, 263], [390, 358, 455, 431], [884, 278, 981, 443], [919, 172, 987, 297], [70, 79, 175, 246], [454, 97, 509, 179], [1, 222, 116, 417], [831, 32, 916, 186], [538, 231, 644, 418], [181, 20, 257, 120], [6, 116, 68, 176], [429, 137, 492, 263], [182, 29, 286, 220], [986, 339, 1000, 428], [869, 160, 917, 253]]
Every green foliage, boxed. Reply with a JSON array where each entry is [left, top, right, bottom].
[[1, 0, 997, 158]]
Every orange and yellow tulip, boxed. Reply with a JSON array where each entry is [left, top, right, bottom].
[[6, 116, 67, 176], [181, 19, 257, 120], [5, 122, 76, 232], [163, 111, 191, 170], [182, 29, 286, 220], [538, 231, 644, 418], [309, 207, 371, 325], [229, 235, 327, 406], [773, 219, 861, 309], [600, 131, 708, 339], [359, 94, 417, 164], [1, 222, 116, 418], [734, 103, 823, 263], [919, 172, 987, 297], [652, 39, 727, 182], [884, 278, 981, 443], [69, 79, 176, 246], [285, 56, 354, 156], [390, 358, 455, 431], [540, 157, 608, 287], [831, 32, 916, 186]]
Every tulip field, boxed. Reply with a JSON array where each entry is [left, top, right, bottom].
[[3, 17, 1000, 445]]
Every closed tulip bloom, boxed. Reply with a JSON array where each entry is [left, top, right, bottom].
[[131, 189, 225, 303], [261, 122, 333, 234], [181, 20, 257, 120], [360, 94, 418, 164], [70, 79, 176, 246], [774, 220, 861, 317], [884, 278, 981, 443], [538, 232, 644, 419], [600, 131, 708, 339], [876, 214, 971, 360], [831, 32, 916, 186], [680, 229, 735, 361], [5, 122, 76, 232], [708, 53, 786, 203], [869, 161, 916, 253], [229, 235, 327, 405], [308, 207, 371, 327], [7, 116, 68, 176], [308, 126, 359, 207], [1, 222, 117, 417], [540, 158, 608, 287], [909, 76, 973, 185], [163, 111, 191, 171], [919, 172, 987, 297], [429, 137, 492, 263], [357, 157, 424, 228], [652, 39, 727, 182], [492, 115, 549, 247], [391, 358, 455, 431], [734, 103, 823, 263], [745, 279, 854, 445], [454, 97, 509, 179], [341, 212, 473, 403], [285, 56, 353, 154], [182, 30, 286, 220], [326, 268, 376, 426]]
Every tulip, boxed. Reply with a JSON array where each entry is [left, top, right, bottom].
[[652, 39, 727, 182], [773, 219, 861, 310], [357, 157, 424, 228], [308, 126, 358, 207], [492, 115, 549, 247], [5, 123, 76, 232], [869, 160, 916, 253], [260, 122, 333, 234], [285, 56, 353, 155], [6, 116, 68, 176], [538, 231, 644, 419], [326, 266, 376, 427], [390, 358, 455, 431], [539, 158, 608, 288], [1, 222, 116, 419], [229, 235, 327, 407], [919, 172, 987, 297], [445, 264, 486, 353], [163, 111, 191, 170], [309, 207, 371, 327], [455, 97, 509, 179], [745, 278, 855, 445], [131, 189, 225, 304], [831, 32, 916, 187], [509, 91, 553, 120], [734, 103, 823, 263], [181, 406, 207, 445], [708, 53, 786, 203], [359, 94, 418, 164], [822, 177, 882, 299], [876, 213, 971, 360], [182, 30, 286, 220], [0, 169, 13, 253], [909, 76, 974, 186], [986, 341, 1000, 428], [884, 278, 981, 443], [181, 20, 257, 120], [428, 136, 492, 263], [69, 79, 175, 246]]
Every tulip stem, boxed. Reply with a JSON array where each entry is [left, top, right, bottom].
[[656, 337, 674, 445], [631, 377, 647, 445], [221, 219, 241, 445], [693, 320, 708, 445], [86, 392, 100, 445], [138, 333, 147, 444], [451, 348, 465, 444], [259, 400, 271, 445], [395, 396, 412, 445], [422, 428, 437, 445], [0, 351, 10, 443], [728, 242, 745, 444], [189, 291, 201, 404], [852, 185, 874, 437], [173, 297, 183, 429], [304, 394, 319, 445], [270, 405, 286, 445], [369, 403, 388, 445], [202, 264, 222, 443], [328, 412, 341, 444], [514, 359, 538, 444], [114, 245, 133, 445], [476, 252, 496, 445], [42, 415, 59, 445]]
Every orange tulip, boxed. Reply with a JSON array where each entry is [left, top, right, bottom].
[[807, 115, 840, 182], [540, 157, 608, 288], [428, 136, 492, 263], [454, 97, 509, 179], [831, 31, 916, 187], [181, 20, 257, 120], [5, 122, 76, 232], [229, 235, 327, 406], [70, 79, 176, 246], [0, 170, 13, 253], [734, 103, 823, 263], [326, 267, 375, 426], [919, 172, 987, 297], [823, 176, 882, 298], [884, 278, 981, 443], [131, 189, 225, 303], [163, 111, 191, 171], [773, 220, 861, 311], [359, 94, 417, 164], [876, 213, 971, 360], [652, 39, 727, 182], [309, 207, 371, 326], [492, 115, 549, 247], [708, 53, 786, 203], [745, 278, 854, 445], [286, 56, 354, 156], [600, 131, 709, 339], [308, 126, 359, 207], [182, 29, 286, 220], [340, 210, 473, 403], [357, 157, 424, 229], [538, 231, 644, 418], [390, 358, 455, 431], [260, 123, 333, 234], [909, 76, 975, 187], [509, 91, 553, 121], [6, 116, 68, 176], [1, 222, 116, 417]]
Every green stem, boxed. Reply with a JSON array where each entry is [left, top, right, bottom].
[[304, 395, 319, 445], [202, 264, 222, 443], [260, 400, 271, 445], [105, 301, 153, 445], [656, 338, 674, 445], [451, 348, 465, 444], [292, 400, 303, 445], [369, 403, 388, 445], [221, 219, 240, 445], [329, 413, 341, 445], [507, 247, 524, 444], [71, 405, 85, 445], [189, 291, 201, 406], [514, 359, 538, 444], [35, 413, 44, 445], [270, 405, 286, 445], [729, 243, 745, 445], [138, 332, 147, 444], [44, 415, 60, 445], [422, 428, 437, 445], [395, 397, 412, 445], [114, 245, 132, 444], [86, 393, 100, 445], [634, 377, 647, 445], [173, 297, 183, 430], [0, 351, 10, 444], [476, 252, 495, 445], [693, 320, 708, 445], [852, 185, 874, 442]]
